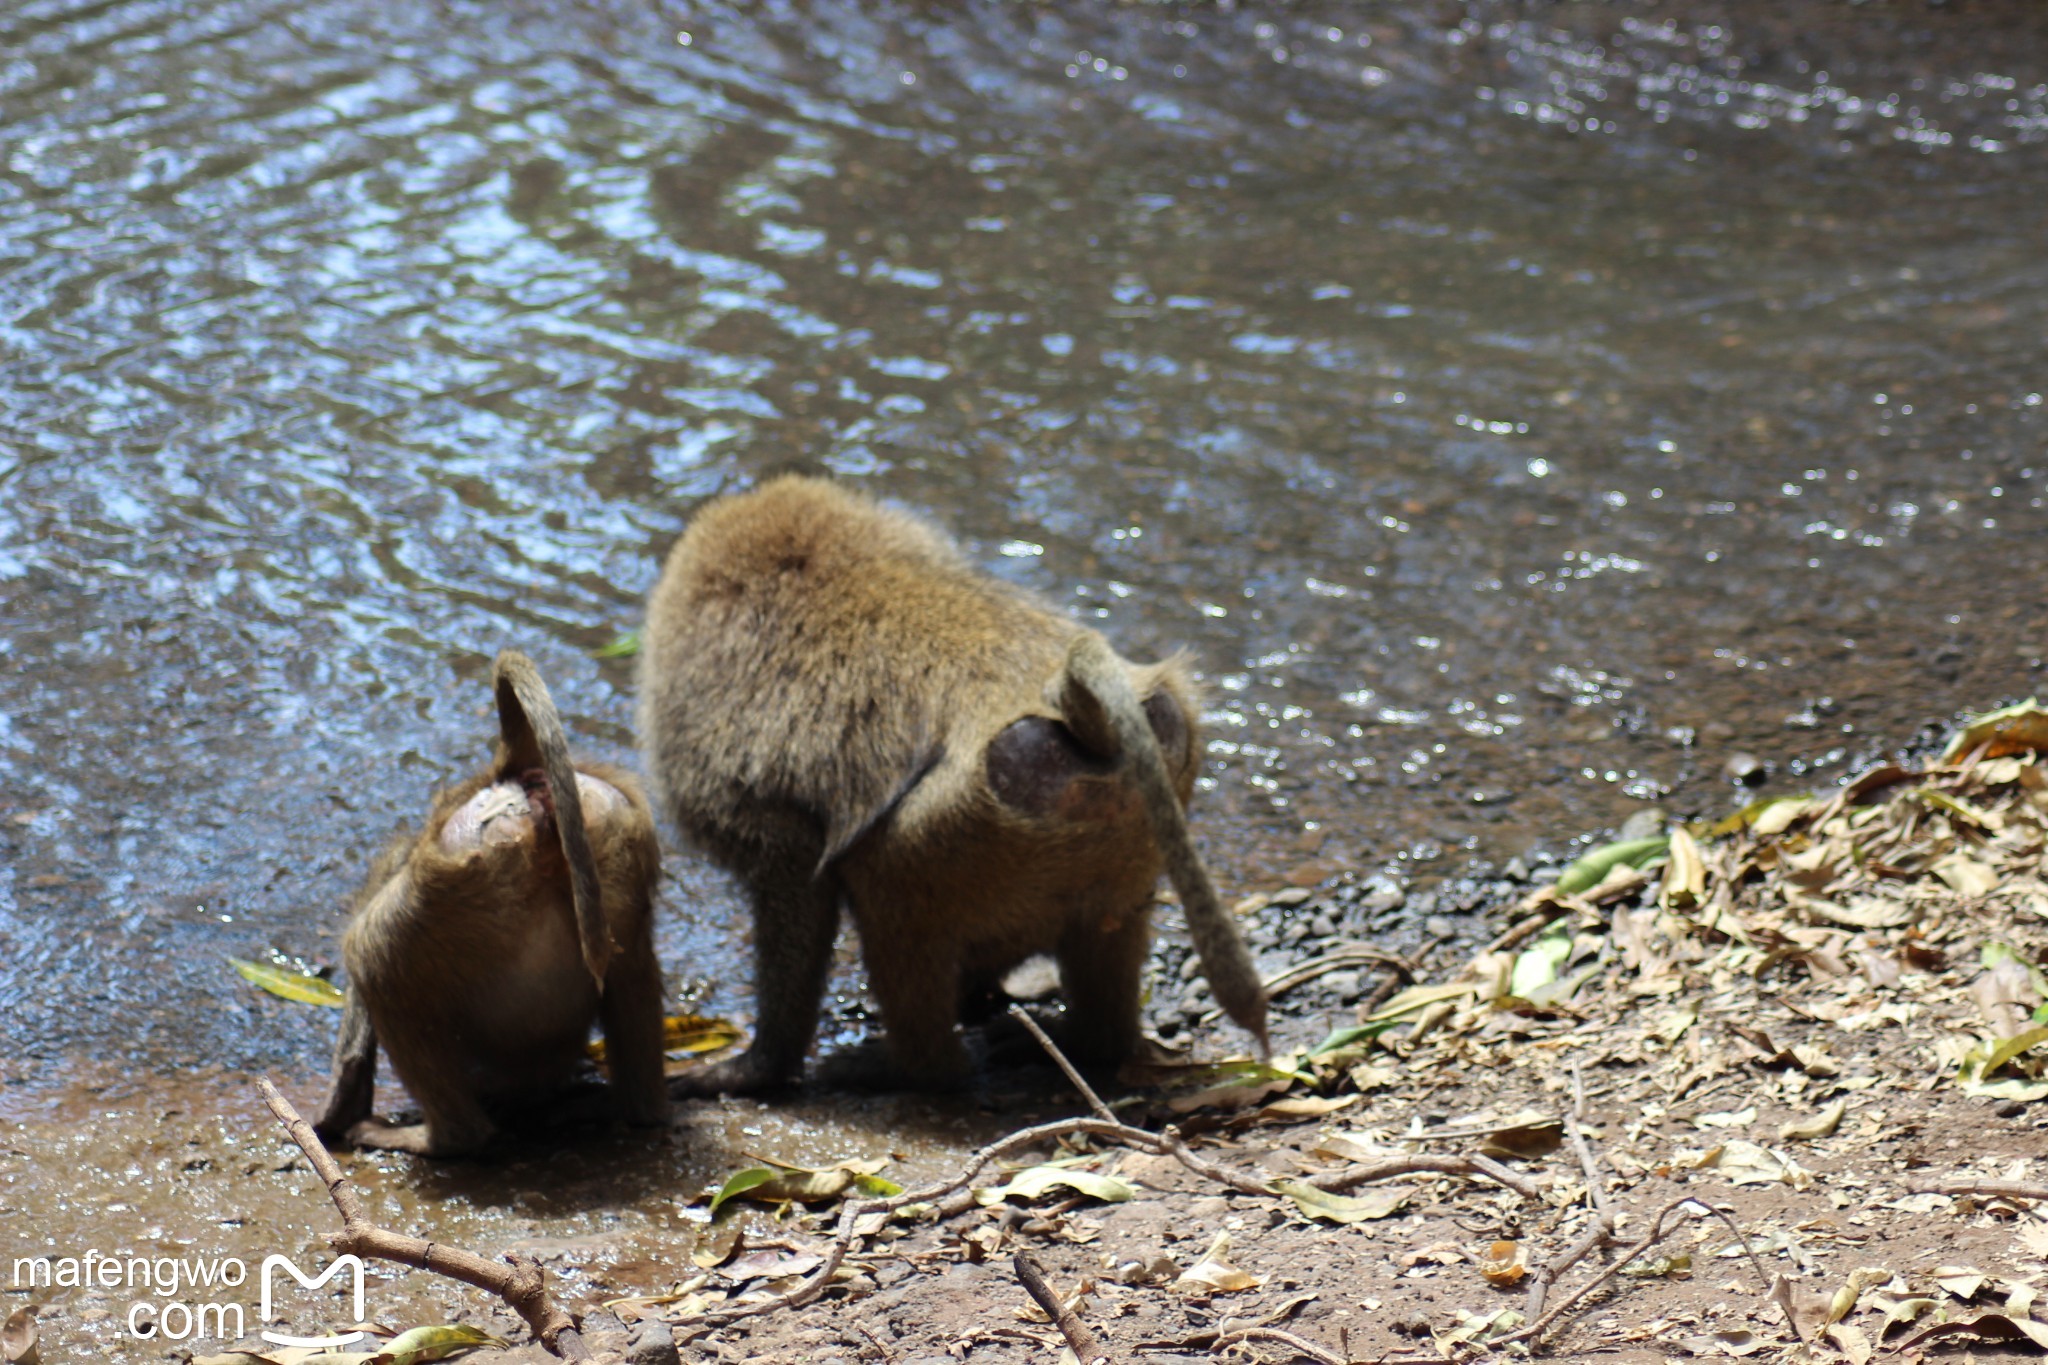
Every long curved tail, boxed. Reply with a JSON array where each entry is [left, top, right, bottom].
[[1061, 633, 1269, 1055], [494, 649, 612, 990]]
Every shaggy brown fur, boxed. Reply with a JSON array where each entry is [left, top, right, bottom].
[[314, 650, 667, 1156], [637, 476, 1265, 1090]]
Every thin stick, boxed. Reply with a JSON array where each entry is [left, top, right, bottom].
[[1210, 1325, 1346, 1365], [1485, 912, 1565, 956], [1259, 944, 1415, 1000], [1695, 1201, 1806, 1347], [1519, 1210, 1618, 1331], [1567, 1063, 1613, 1216], [857, 1320, 897, 1361], [1309, 1152, 1547, 1202], [1907, 1177, 2048, 1201], [256, 1079, 587, 1360], [1524, 1062, 1619, 1323], [1014, 1251, 1112, 1364], [1500, 1195, 1702, 1348], [1008, 1004, 1118, 1124]]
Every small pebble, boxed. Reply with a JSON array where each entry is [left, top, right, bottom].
[[1724, 752, 1767, 785]]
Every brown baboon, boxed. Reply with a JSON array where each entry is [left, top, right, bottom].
[[314, 649, 667, 1155], [637, 476, 1265, 1091]]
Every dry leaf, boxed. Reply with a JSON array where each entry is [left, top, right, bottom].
[[1825, 1322, 1873, 1365], [1269, 1179, 1409, 1225], [1, 1307, 36, 1365], [1895, 1311, 2048, 1352], [1679, 1140, 1813, 1189], [1173, 1231, 1262, 1294], [1678, 1329, 1768, 1357], [1934, 1266, 1988, 1301], [1478, 1240, 1528, 1285], [1661, 827, 1706, 910], [1779, 1098, 1847, 1142]]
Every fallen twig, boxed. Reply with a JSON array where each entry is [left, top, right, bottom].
[[1907, 1177, 2048, 1202], [1694, 1201, 1807, 1348], [857, 1320, 897, 1361], [1008, 1004, 1119, 1124], [1309, 1152, 1546, 1203], [1500, 1194, 1703, 1348], [1259, 943, 1416, 1001], [256, 1079, 589, 1359], [1014, 1251, 1113, 1364], [1484, 911, 1566, 956], [1211, 1324, 1347, 1364], [1522, 1062, 1620, 1325]]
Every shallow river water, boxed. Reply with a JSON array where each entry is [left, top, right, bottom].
[[3, 0, 2047, 1345]]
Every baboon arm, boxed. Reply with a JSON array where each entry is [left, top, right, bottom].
[[816, 737, 946, 873], [313, 989, 378, 1140]]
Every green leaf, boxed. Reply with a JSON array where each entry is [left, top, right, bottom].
[[706, 1160, 901, 1218], [1509, 919, 1573, 998], [1268, 1178, 1409, 1224], [1709, 797, 1810, 839], [229, 957, 346, 1008], [376, 1323, 507, 1365], [1305, 1021, 1400, 1060], [1555, 836, 1669, 896], [975, 1165, 1137, 1206], [1984, 1027, 2048, 1077], [592, 631, 641, 659], [1909, 787, 2002, 831]]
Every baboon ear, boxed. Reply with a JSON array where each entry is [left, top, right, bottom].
[[1142, 686, 1189, 767], [1055, 659, 1122, 761]]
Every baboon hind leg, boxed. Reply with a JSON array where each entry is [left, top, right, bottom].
[[1053, 909, 1151, 1068], [313, 990, 378, 1142], [366, 1015, 498, 1157], [600, 921, 671, 1126], [672, 862, 840, 1096], [864, 929, 970, 1086]]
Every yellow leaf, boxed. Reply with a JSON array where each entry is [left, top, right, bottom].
[[707, 1159, 900, 1217], [1983, 1026, 2048, 1076], [589, 1014, 742, 1065], [229, 958, 346, 1008], [1478, 1240, 1527, 1285], [1778, 1099, 1846, 1142], [975, 1166, 1137, 1206], [376, 1323, 507, 1365], [1943, 699, 2048, 761]]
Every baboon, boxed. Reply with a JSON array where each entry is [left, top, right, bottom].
[[314, 650, 667, 1155], [637, 476, 1266, 1091]]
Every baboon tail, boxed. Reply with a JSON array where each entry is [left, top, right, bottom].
[[1061, 634, 1269, 1056], [494, 649, 612, 990]]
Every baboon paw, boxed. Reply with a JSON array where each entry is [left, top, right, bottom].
[[667, 1050, 790, 1097]]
